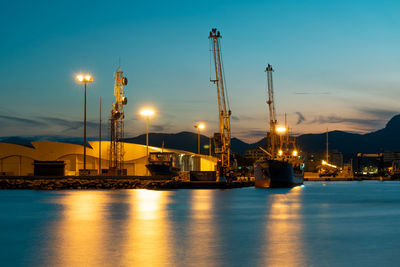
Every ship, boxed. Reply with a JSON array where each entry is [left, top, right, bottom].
[[254, 64, 304, 188], [146, 152, 180, 177], [255, 158, 304, 188]]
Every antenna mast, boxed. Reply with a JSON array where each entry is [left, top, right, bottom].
[[109, 66, 128, 174], [209, 28, 231, 179]]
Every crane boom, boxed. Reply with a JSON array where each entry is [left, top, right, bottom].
[[209, 28, 231, 179], [266, 64, 277, 158]]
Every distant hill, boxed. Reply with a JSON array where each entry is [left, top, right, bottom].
[[2, 114, 400, 155], [297, 114, 400, 153], [125, 132, 255, 155]]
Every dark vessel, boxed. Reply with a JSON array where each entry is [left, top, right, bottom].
[[254, 64, 304, 188], [146, 152, 179, 177], [255, 159, 304, 188]]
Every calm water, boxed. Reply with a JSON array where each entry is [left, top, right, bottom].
[[1, 181, 400, 267]]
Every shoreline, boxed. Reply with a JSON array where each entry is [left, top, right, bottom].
[[0, 176, 254, 190]]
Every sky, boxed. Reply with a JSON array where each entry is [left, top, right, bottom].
[[1, 0, 400, 142]]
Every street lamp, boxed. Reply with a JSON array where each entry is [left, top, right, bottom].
[[140, 109, 155, 156], [76, 74, 93, 172], [194, 123, 205, 154]]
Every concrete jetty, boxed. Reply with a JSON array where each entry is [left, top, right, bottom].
[[0, 176, 254, 190]]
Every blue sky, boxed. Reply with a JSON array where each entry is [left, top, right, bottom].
[[1, 0, 400, 142]]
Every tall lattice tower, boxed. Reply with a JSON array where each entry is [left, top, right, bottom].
[[109, 66, 128, 174]]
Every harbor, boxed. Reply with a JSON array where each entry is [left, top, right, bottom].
[[2, 1, 400, 266], [1, 27, 400, 186]]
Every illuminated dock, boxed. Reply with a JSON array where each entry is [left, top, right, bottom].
[[0, 176, 254, 190]]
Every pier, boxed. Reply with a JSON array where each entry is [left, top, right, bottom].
[[0, 176, 254, 190]]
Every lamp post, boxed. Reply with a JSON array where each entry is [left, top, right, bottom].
[[76, 74, 93, 172], [194, 123, 205, 154], [140, 109, 155, 156]]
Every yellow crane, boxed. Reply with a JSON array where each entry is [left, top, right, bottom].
[[209, 28, 231, 180], [265, 64, 278, 158]]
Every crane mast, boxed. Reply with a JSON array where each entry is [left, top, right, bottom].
[[209, 28, 231, 178], [266, 64, 277, 158]]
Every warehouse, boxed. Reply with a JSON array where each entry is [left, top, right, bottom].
[[0, 141, 218, 176]]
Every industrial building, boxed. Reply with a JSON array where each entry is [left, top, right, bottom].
[[302, 151, 343, 172], [0, 141, 218, 176]]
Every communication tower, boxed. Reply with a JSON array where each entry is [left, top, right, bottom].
[[109, 66, 128, 174]]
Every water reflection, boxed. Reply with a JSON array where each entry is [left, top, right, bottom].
[[185, 190, 220, 267], [121, 189, 173, 266], [262, 187, 306, 266], [49, 191, 110, 267]]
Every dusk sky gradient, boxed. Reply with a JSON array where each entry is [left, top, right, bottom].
[[1, 0, 400, 142]]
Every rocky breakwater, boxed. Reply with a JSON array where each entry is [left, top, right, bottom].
[[0, 177, 254, 190]]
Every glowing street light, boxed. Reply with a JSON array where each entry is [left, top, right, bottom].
[[140, 109, 155, 117], [76, 73, 93, 172], [276, 126, 287, 134], [140, 108, 155, 156], [276, 125, 286, 155], [194, 123, 205, 154]]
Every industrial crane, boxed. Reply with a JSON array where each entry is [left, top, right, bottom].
[[209, 28, 231, 180], [265, 64, 278, 158]]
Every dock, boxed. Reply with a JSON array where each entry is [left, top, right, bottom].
[[0, 176, 254, 190]]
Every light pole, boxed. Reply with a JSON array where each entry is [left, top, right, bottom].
[[76, 74, 93, 172], [209, 136, 212, 156], [140, 109, 155, 156], [194, 123, 205, 154]]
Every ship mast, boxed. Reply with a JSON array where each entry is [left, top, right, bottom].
[[266, 64, 278, 158], [209, 28, 231, 179], [326, 128, 329, 163]]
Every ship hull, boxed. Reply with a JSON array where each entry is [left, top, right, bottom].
[[254, 160, 304, 188], [146, 164, 178, 177]]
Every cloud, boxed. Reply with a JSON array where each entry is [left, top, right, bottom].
[[309, 115, 382, 128], [248, 130, 267, 137], [295, 112, 306, 125], [0, 115, 47, 126], [152, 124, 167, 131], [37, 116, 98, 131], [231, 115, 240, 121], [0, 114, 102, 137], [357, 107, 399, 119], [294, 92, 330, 95], [238, 115, 257, 121]]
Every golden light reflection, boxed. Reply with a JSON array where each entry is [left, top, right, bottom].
[[136, 189, 165, 220], [262, 187, 306, 266], [122, 189, 172, 267], [186, 190, 219, 266], [192, 189, 213, 219], [49, 191, 110, 267]]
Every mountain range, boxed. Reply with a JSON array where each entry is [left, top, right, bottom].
[[1, 114, 400, 155]]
